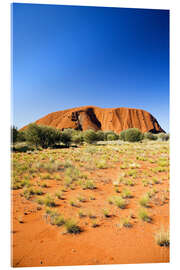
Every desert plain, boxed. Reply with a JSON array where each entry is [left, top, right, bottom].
[[11, 139, 169, 267]]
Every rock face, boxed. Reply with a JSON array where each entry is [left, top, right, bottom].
[[22, 106, 165, 133]]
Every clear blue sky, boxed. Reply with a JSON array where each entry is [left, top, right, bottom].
[[12, 3, 169, 132]]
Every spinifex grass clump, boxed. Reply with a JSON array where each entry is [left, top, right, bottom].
[[23, 187, 43, 200], [64, 219, 82, 234], [138, 208, 152, 223], [155, 227, 170, 247], [44, 194, 56, 207], [78, 210, 86, 218], [64, 166, 80, 187], [91, 219, 99, 228], [102, 208, 111, 218], [109, 196, 127, 209], [37, 194, 56, 207], [55, 191, 64, 200], [139, 194, 151, 207], [45, 208, 65, 227], [122, 217, 132, 228], [124, 179, 135, 186], [82, 180, 96, 190], [122, 188, 133, 198], [69, 199, 78, 207], [96, 159, 108, 169]]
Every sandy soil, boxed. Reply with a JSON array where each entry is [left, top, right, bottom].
[[11, 144, 169, 267]]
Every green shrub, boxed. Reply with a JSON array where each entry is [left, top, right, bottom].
[[72, 133, 84, 144], [139, 194, 150, 207], [158, 133, 169, 141], [43, 194, 56, 207], [96, 130, 105, 141], [124, 128, 144, 142], [83, 130, 98, 144], [138, 208, 152, 222], [155, 227, 170, 246], [82, 180, 96, 190], [25, 123, 61, 148], [104, 131, 118, 141], [103, 208, 111, 218], [119, 130, 126, 141], [122, 188, 133, 198], [17, 131, 26, 142], [64, 219, 82, 234], [112, 196, 127, 209], [144, 132, 158, 141], [61, 130, 72, 146], [107, 134, 118, 141], [122, 217, 132, 228], [78, 210, 86, 218], [11, 126, 18, 143]]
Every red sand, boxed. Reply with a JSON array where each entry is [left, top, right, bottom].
[[12, 156, 169, 267]]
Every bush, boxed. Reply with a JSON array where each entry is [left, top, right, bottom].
[[144, 132, 158, 141], [17, 131, 26, 142], [158, 133, 169, 141], [11, 126, 18, 143], [155, 227, 169, 247], [103, 131, 118, 141], [96, 130, 105, 141], [61, 130, 72, 146], [138, 208, 152, 222], [119, 130, 126, 141], [64, 219, 82, 234], [72, 133, 84, 144], [83, 129, 98, 144], [107, 134, 118, 141], [25, 123, 61, 148], [120, 128, 143, 142]]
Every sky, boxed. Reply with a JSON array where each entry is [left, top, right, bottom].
[[12, 3, 169, 132]]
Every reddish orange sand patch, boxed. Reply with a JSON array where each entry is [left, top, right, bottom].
[[12, 157, 169, 267]]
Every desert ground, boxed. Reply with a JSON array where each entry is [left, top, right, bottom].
[[11, 140, 169, 267]]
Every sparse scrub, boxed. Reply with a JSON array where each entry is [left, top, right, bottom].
[[152, 177, 160, 184], [64, 219, 82, 234], [103, 208, 111, 218], [78, 210, 86, 218], [91, 219, 99, 228], [122, 188, 133, 198], [138, 208, 152, 222], [96, 159, 108, 169], [155, 227, 169, 247], [82, 180, 96, 190], [120, 128, 143, 142], [113, 196, 127, 209], [124, 179, 135, 186], [25, 123, 61, 148], [77, 195, 86, 203], [83, 130, 99, 144], [45, 208, 65, 226], [122, 217, 132, 228], [144, 132, 158, 141], [139, 194, 150, 207], [69, 199, 78, 207], [43, 194, 56, 207], [55, 191, 63, 200]]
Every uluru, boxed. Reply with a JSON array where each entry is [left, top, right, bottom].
[[22, 106, 165, 134]]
